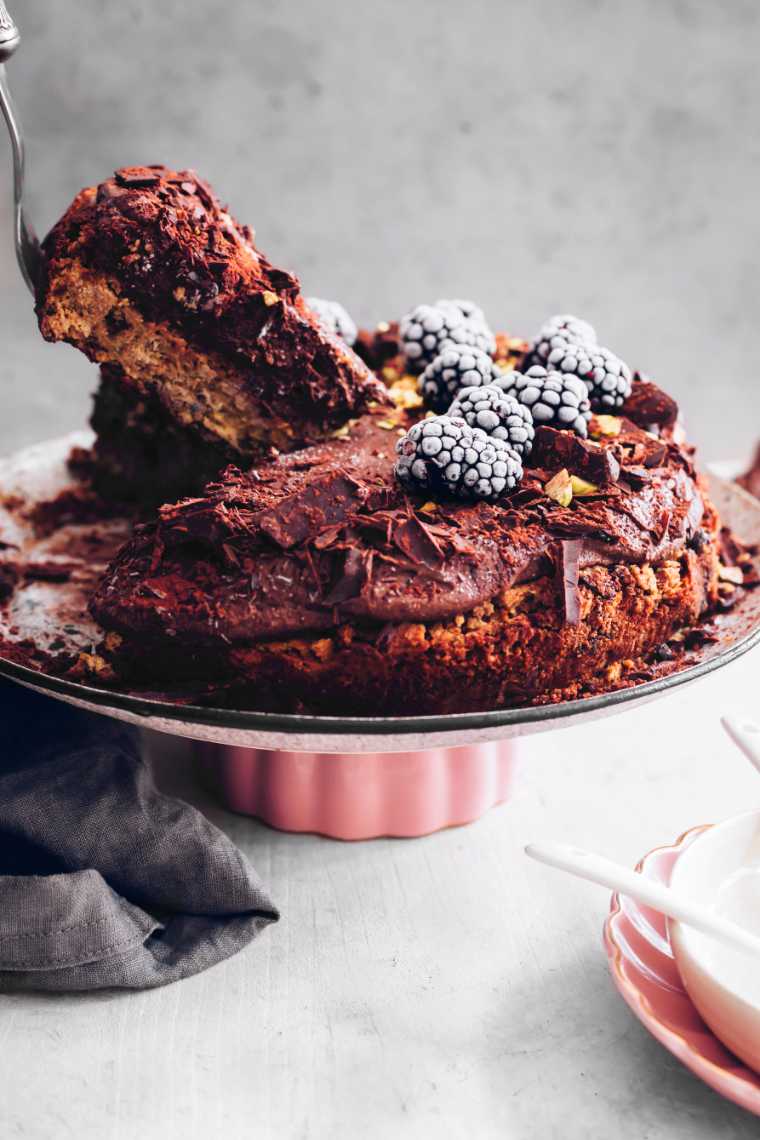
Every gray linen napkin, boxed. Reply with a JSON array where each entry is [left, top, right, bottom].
[[0, 682, 278, 991]]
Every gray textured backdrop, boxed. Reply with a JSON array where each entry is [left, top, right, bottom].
[[1, 0, 758, 461]]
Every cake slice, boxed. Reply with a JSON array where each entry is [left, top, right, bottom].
[[37, 165, 387, 471], [73, 364, 238, 508]]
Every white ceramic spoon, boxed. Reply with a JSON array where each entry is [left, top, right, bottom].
[[524, 841, 760, 958], [721, 715, 760, 775]]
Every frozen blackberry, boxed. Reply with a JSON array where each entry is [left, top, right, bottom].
[[459, 430, 522, 501], [399, 303, 494, 373], [577, 345, 633, 410], [395, 415, 522, 502], [437, 297, 485, 324], [419, 344, 499, 412], [536, 337, 632, 411], [305, 296, 358, 347], [538, 313, 597, 346], [526, 314, 597, 373], [395, 415, 471, 497], [499, 366, 591, 437], [436, 298, 497, 354], [449, 383, 535, 458]]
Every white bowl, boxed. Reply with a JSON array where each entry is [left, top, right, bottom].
[[669, 810, 760, 1073]]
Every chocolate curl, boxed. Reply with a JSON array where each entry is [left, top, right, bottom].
[[558, 539, 583, 625]]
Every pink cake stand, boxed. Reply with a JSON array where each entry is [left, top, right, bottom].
[[3, 643, 757, 839], [2, 436, 760, 840], [193, 741, 519, 839]]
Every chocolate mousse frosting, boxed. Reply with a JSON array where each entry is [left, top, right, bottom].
[[90, 386, 715, 648]]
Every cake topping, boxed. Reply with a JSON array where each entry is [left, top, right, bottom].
[[530, 425, 620, 484], [395, 415, 523, 502], [622, 379, 679, 433], [544, 468, 573, 506], [543, 469, 601, 507], [435, 298, 497, 355], [526, 313, 633, 411], [449, 383, 535, 457], [399, 301, 494, 372], [305, 297, 358, 347], [526, 313, 597, 374], [498, 366, 591, 437], [536, 313, 597, 346], [418, 344, 499, 412], [558, 538, 584, 624], [590, 414, 623, 438], [557, 343, 633, 411]]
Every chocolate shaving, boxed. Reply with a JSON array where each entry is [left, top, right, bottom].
[[683, 627, 719, 650], [391, 515, 446, 569], [256, 472, 366, 549], [113, 170, 161, 189], [642, 441, 668, 468], [323, 547, 369, 605], [530, 427, 620, 485], [558, 539, 583, 625], [620, 467, 654, 490]]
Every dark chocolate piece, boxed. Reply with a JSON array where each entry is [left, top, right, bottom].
[[623, 380, 679, 432], [256, 472, 367, 550], [559, 539, 583, 625], [530, 427, 620, 485]]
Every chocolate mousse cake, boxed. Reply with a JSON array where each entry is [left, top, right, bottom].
[[36, 166, 386, 484], [88, 314, 724, 715]]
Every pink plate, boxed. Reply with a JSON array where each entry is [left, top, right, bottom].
[[604, 826, 760, 1116]]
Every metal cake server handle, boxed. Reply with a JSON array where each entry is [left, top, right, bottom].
[[0, 0, 41, 295]]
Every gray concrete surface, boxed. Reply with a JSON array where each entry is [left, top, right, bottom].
[[1, 0, 759, 462]]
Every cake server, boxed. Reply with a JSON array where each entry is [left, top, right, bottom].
[[525, 840, 760, 958], [0, 0, 41, 294]]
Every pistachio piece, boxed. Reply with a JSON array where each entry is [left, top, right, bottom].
[[545, 468, 573, 507], [590, 414, 622, 438], [569, 474, 599, 498]]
